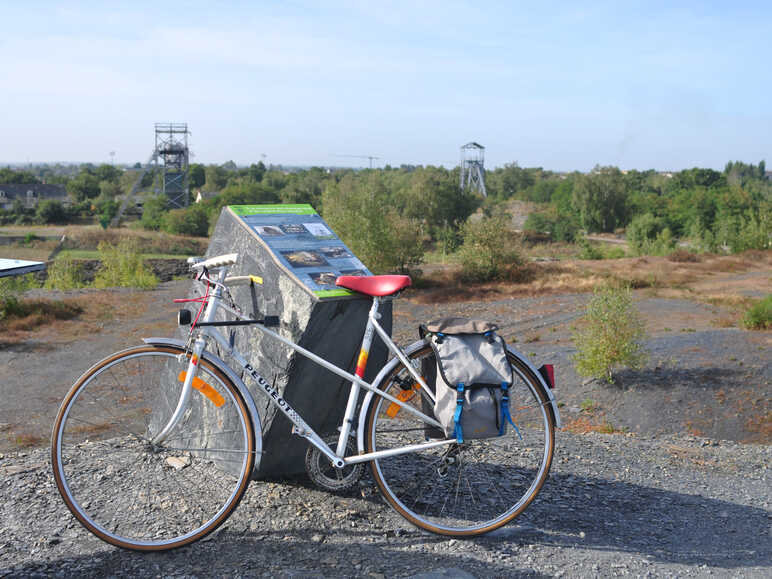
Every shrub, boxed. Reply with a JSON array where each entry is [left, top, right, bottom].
[[44, 257, 85, 290], [578, 239, 604, 260], [458, 214, 523, 282], [742, 294, 772, 330], [627, 213, 677, 256], [572, 285, 648, 382], [94, 239, 158, 289], [35, 199, 68, 224], [321, 177, 426, 274], [668, 249, 700, 263], [140, 195, 169, 231], [161, 205, 210, 237], [0, 274, 41, 320]]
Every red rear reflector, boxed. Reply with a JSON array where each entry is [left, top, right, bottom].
[[538, 364, 555, 389]]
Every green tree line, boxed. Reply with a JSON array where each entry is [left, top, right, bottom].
[[2, 159, 769, 271]]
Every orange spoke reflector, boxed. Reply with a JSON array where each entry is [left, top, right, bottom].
[[385, 382, 421, 418], [178, 371, 225, 407]]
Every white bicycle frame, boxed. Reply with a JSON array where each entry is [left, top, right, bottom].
[[152, 260, 452, 470]]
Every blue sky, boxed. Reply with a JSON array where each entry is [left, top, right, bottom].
[[1, 1, 769, 170]]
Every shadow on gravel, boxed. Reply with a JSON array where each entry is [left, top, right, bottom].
[[518, 472, 770, 570], [1, 530, 550, 578], [0, 341, 56, 353], [614, 366, 750, 391], [2, 472, 768, 577]]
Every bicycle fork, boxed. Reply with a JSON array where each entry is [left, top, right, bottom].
[[152, 269, 226, 445]]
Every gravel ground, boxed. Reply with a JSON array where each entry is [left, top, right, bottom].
[[1, 279, 770, 577], [1, 431, 769, 577]]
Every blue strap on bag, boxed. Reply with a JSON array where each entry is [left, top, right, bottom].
[[454, 383, 465, 443], [499, 382, 522, 440]]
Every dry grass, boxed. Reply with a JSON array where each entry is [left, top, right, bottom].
[[744, 412, 772, 444], [0, 299, 82, 336], [410, 250, 772, 306], [8, 432, 47, 448], [0, 293, 119, 344], [561, 415, 626, 435], [0, 240, 60, 261], [63, 226, 207, 255]]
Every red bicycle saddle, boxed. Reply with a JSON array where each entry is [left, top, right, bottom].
[[335, 275, 412, 297]]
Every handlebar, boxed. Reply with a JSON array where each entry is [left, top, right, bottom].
[[190, 253, 239, 271]]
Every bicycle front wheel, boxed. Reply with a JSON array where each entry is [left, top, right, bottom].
[[365, 345, 555, 536], [51, 344, 256, 551]]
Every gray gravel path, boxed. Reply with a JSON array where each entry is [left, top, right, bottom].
[[1, 431, 770, 578], [2, 281, 770, 577]]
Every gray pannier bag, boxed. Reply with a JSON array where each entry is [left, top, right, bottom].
[[421, 318, 521, 443]]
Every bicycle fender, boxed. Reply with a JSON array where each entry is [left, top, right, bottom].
[[505, 344, 561, 428], [142, 337, 264, 474]]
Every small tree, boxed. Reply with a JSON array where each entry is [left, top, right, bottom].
[[161, 205, 210, 237], [572, 285, 648, 383], [140, 195, 169, 231], [458, 214, 523, 282], [35, 199, 68, 224]]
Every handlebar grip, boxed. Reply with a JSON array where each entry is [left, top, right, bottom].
[[224, 275, 264, 286], [191, 253, 239, 271]]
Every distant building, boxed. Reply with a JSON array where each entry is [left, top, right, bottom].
[[0, 184, 69, 210], [195, 190, 219, 203]]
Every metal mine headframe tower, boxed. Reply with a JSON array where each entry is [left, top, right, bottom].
[[154, 123, 190, 208], [460, 141, 487, 197]]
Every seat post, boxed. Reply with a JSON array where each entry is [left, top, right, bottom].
[[335, 296, 381, 458]]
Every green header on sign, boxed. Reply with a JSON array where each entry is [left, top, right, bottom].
[[314, 289, 355, 299], [229, 204, 317, 216]]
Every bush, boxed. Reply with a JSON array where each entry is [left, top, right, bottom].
[[161, 205, 210, 237], [94, 239, 158, 289], [44, 257, 86, 290], [578, 239, 604, 260], [627, 213, 677, 256], [321, 176, 427, 274], [572, 285, 648, 382], [458, 214, 523, 282], [139, 195, 169, 231], [742, 294, 772, 330], [523, 211, 580, 243], [35, 200, 68, 224], [0, 274, 41, 320]]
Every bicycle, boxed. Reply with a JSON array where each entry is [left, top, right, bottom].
[[51, 253, 560, 551]]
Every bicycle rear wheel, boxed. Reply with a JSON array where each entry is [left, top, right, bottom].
[[51, 344, 256, 551], [365, 345, 555, 536]]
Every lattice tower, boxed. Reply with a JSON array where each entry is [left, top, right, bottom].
[[460, 142, 487, 197]]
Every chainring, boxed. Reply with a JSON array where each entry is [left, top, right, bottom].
[[304, 436, 364, 492]]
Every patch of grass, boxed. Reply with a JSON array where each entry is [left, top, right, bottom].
[[0, 274, 42, 320], [58, 249, 193, 260], [94, 239, 159, 290], [10, 432, 47, 448], [668, 249, 701, 263], [44, 256, 86, 290], [580, 398, 598, 413], [64, 227, 208, 256], [562, 416, 626, 435], [742, 294, 772, 330], [0, 299, 83, 332]]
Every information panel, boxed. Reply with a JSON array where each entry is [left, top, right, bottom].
[[230, 204, 371, 298]]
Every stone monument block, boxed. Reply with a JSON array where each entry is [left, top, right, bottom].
[[198, 204, 392, 478]]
